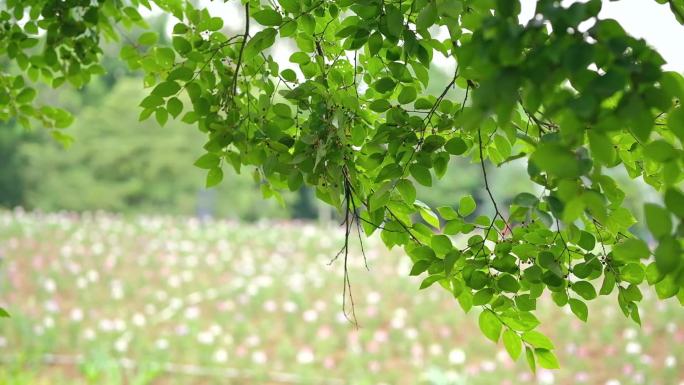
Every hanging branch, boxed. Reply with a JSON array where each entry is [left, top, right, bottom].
[[231, 4, 250, 97]]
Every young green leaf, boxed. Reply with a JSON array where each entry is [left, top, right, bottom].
[[458, 195, 476, 216], [568, 298, 588, 322], [535, 349, 560, 369], [206, 166, 223, 187], [479, 309, 503, 343], [503, 329, 523, 360]]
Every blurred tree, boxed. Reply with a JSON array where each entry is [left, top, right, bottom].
[[20, 79, 293, 219]]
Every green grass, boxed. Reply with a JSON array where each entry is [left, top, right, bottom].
[[0, 210, 682, 385]]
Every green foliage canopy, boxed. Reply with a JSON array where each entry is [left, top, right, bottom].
[[3, 0, 684, 370]]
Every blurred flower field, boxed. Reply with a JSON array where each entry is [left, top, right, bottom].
[[0, 210, 682, 385]]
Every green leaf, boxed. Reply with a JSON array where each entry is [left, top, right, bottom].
[[612, 239, 649, 262], [478, 309, 503, 343], [431, 234, 452, 255], [166, 97, 183, 118], [155, 108, 168, 126], [194, 153, 220, 169], [535, 349, 560, 369], [655, 236, 681, 272], [503, 329, 522, 360], [207, 17, 224, 31], [621, 263, 645, 284], [525, 346, 536, 373], [206, 166, 223, 187], [243, 28, 277, 62], [588, 131, 616, 165], [374, 77, 397, 93], [644, 140, 677, 162], [410, 164, 432, 186], [571, 281, 597, 300], [252, 9, 283, 26], [16, 87, 36, 103], [655, 276, 679, 299], [0, 308, 9, 318], [397, 86, 417, 104], [665, 188, 684, 217], [458, 195, 476, 216], [152, 81, 180, 97], [444, 250, 461, 275], [138, 31, 158, 45], [368, 32, 383, 56], [644, 203, 672, 238], [445, 137, 467, 155], [369, 99, 391, 112], [599, 271, 616, 295], [530, 143, 581, 179], [512, 192, 538, 207], [578, 231, 595, 251], [416, 2, 438, 30], [419, 274, 443, 289], [396, 179, 416, 203], [497, 274, 520, 293], [568, 298, 588, 321], [521, 330, 554, 350], [172, 36, 192, 55], [410, 260, 431, 276]]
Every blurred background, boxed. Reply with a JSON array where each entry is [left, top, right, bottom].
[[1, 3, 683, 385]]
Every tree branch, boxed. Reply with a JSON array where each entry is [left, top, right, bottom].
[[231, 4, 250, 97]]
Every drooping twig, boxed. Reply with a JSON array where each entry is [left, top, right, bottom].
[[231, 4, 250, 97]]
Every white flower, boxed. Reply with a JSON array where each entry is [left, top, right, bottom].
[[184, 306, 200, 320], [114, 337, 129, 353], [209, 324, 222, 336], [366, 291, 381, 304], [43, 316, 55, 329], [181, 270, 194, 282], [44, 300, 59, 313], [113, 319, 126, 332], [538, 369, 555, 384], [297, 348, 315, 364], [665, 355, 677, 368], [168, 275, 181, 288], [303, 309, 318, 323], [0, 337, 6, 348], [246, 335, 260, 347], [605, 380, 620, 385], [448, 349, 466, 365], [83, 328, 96, 340], [405, 328, 418, 340], [665, 322, 677, 333], [625, 342, 642, 355], [43, 279, 56, 293], [251, 351, 267, 364], [480, 360, 496, 372], [263, 300, 277, 312], [76, 277, 87, 289], [86, 270, 99, 283], [622, 328, 637, 340], [99, 319, 113, 332], [214, 349, 228, 363], [283, 301, 297, 313], [70, 308, 84, 322], [132, 313, 146, 327], [197, 331, 215, 345], [111, 281, 124, 300], [155, 338, 169, 350]]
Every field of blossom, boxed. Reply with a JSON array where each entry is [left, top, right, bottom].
[[0, 210, 682, 385]]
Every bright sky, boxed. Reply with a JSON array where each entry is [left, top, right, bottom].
[[520, 0, 684, 71], [201, 0, 684, 72]]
